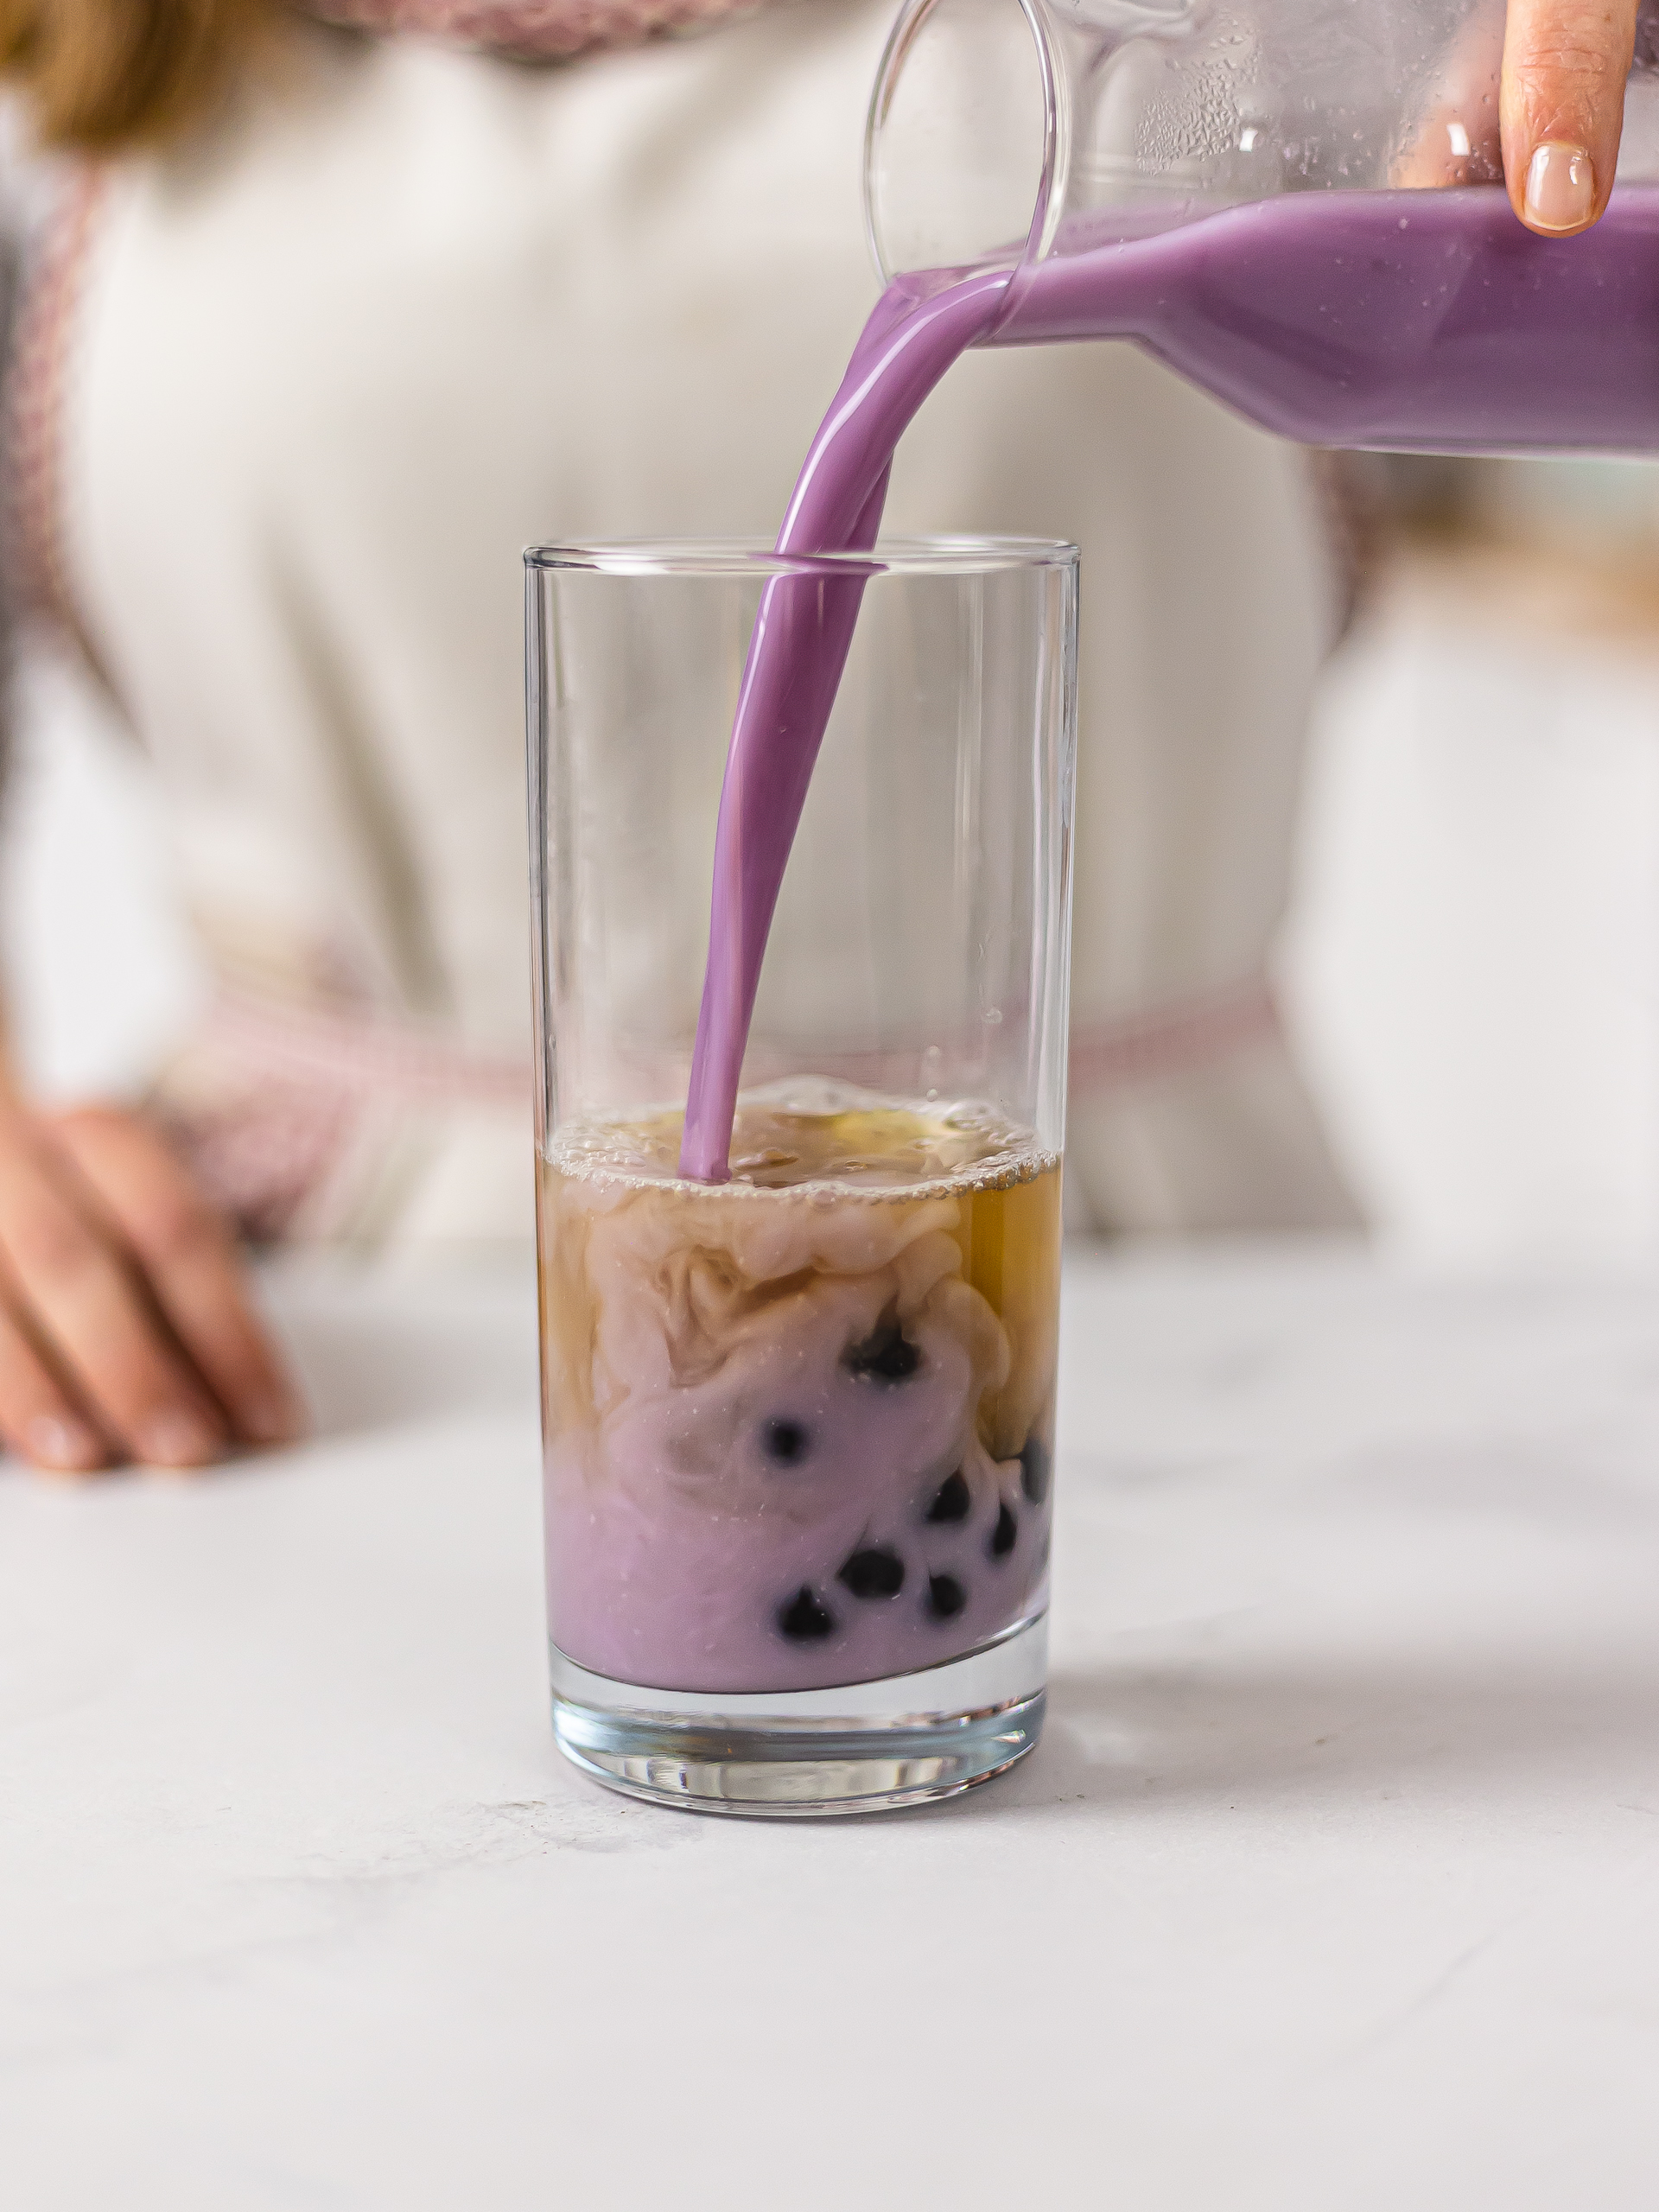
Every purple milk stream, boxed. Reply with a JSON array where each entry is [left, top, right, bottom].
[[678, 268, 1010, 1179], [679, 185, 1659, 1179]]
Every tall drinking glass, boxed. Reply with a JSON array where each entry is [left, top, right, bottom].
[[526, 538, 1077, 1815]]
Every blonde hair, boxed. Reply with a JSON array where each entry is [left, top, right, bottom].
[[0, 0, 273, 152]]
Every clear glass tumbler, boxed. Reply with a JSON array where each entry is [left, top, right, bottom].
[[526, 538, 1077, 1815]]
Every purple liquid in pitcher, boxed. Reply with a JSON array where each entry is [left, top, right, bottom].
[[680, 183, 1659, 1182]]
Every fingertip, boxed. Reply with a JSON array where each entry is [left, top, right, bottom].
[[1500, 0, 1636, 235], [23, 1412, 107, 1474], [136, 1409, 228, 1470], [238, 1388, 309, 1447]]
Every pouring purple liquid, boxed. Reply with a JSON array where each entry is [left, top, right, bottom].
[[680, 184, 1659, 1180]]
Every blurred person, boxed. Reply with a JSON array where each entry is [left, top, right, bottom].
[[0, 0, 1635, 1474]]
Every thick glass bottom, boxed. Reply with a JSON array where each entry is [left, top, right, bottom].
[[549, 1613, 1046, 1818]]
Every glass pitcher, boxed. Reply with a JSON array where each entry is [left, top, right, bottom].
[[863, 0, 1659, 453]]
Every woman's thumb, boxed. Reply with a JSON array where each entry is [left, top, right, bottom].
[[1503, 0, 1639, 232]]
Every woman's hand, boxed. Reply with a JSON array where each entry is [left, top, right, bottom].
[[1505, 0, 1640, 232], [0, 1096, 304, 1473]]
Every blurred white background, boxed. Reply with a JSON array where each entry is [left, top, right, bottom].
[[0, 642, 207, 1104], [1282, 453, 1659, 1263], [1284, 560, 1659, 1262], [10, 452, 1659, 1267]]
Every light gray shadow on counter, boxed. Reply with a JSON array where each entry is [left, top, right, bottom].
[[913, 1654, 1659, 1825]]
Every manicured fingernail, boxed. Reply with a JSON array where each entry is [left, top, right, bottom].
[[138, 1411, 222, 1467], [1525, 142, 1595, 232], [26, 1414, 102, 1471]]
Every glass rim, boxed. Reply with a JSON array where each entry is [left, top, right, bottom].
[[524, 534, 1079, 579]]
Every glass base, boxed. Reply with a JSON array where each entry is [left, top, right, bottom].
[[549, 1613, 1047, 1818]]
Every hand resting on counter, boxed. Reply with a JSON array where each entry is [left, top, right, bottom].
[[0, 1092, 303, 1472]]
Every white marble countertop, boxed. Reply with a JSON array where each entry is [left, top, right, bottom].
[[3, 1244, 1656, 2209]]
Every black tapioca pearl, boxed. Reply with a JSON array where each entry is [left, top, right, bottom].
[[924, 1469, 971, 1524], [777, 1586, 836, 1642], [1020, 1433, 1052, 1506], [842, 1307, 922, 1385], [837, 1546, 906, 1600], [989, 1501, 1018, 1560], [761, 1417, 812, 1467], [925, 1573, 967, 1622]]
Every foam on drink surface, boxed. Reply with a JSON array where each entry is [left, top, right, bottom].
[[557, 1076, 1056, 1196], [540, 1081, 1060, 1694]]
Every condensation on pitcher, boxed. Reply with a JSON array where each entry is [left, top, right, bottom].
[[546, 1077, 1058, 1200]]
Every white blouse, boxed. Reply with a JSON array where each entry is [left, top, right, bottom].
[[4, 0, 1357, 1247]]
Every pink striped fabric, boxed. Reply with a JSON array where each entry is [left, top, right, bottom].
[[305, 0, 768, 60], [4, 167, 109, 665]]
